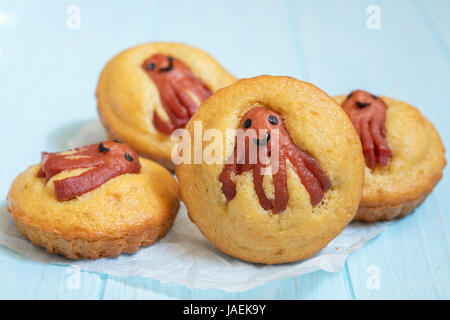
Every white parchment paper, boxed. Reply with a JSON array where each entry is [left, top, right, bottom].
[[0, 121, 389, 292]]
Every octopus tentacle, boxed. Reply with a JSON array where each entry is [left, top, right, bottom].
[[152, 111, 175, 135], [370, 117, 391, 167], [171, 80, 199, 116], [53, 166, 118, 201], [159, 83, 189, 119], [360, 119, 376, 169], [253, 164, 273, 210], [219, 161, 237, 202], [183, 70, 212, 98], [288, 152, 324, 207], [39, 145, 109, 181], [293, 147, 331, 192], [272, 157, 288, 213], [153, 86, 189, 134], [190, 81, 212, 101], [353, 118, 362, 138], [40, 155, 105, 181]]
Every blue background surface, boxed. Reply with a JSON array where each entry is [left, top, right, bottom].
[[0, 0, 449, 299]]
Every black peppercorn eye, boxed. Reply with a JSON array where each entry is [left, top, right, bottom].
[[243, 119, 252, 128], [125, 153, 133, 161], [147, 63, 155, 71], [371, 94, 378, 100], [268, 115, 278, 125], [112, 139, 122, 143], [346, 92, 353, 100]]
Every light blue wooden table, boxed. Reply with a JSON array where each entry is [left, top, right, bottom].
[[0, 0, 449, 299]]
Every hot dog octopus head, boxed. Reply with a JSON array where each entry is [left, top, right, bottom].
[[239, 107, 280, 148], [341, 90, 392, 169], [37, 140, 141, 201], [220, 107, 331, 214], [142, 54, 212, 135]]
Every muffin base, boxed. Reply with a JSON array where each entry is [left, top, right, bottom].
[[11, 202, 179, 260], [354, 192, 429, 223]]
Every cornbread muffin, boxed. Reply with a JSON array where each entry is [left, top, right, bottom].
[[176, 76, 365, 264], [335, 91, 446, 222], [7, 141, 180, 259], [96, 42, 236, 170]]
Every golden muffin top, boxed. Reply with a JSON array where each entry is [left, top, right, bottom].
[[335, 94, 446, 207], [176, 76, 365, 264], [96, 42, 236, 164], [8, 157, 179, 240]]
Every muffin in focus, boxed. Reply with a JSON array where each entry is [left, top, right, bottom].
[[176, 76, 365, 264]]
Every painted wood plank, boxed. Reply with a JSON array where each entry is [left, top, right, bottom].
[[0, 245, 103, 299], [149, 0, 302, 79], [102, 270, 351, 299], [415, 0, 450, 240], [417, 0, 450, 62]]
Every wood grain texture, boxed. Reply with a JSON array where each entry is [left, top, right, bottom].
[[0, 243, 103, 299], [0, 0, 448, 299]]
